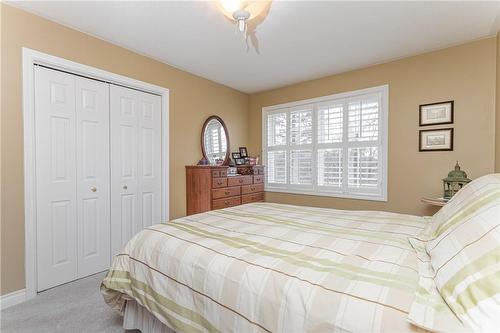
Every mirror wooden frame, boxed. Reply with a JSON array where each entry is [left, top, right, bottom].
[[201, 115, 230, 165]]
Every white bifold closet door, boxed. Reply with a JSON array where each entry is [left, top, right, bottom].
[[110, 85, 162, 256], [35, 67, 162, 291], [35, 66, 111, 291]]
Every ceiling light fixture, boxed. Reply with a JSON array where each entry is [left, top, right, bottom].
[[233, 9, 251, 33], [217, 0, 270, 37]]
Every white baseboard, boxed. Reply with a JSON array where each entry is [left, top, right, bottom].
[[0, 289, 27, 310]]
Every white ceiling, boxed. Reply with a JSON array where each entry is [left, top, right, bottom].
[[9, 1, 500, 93]]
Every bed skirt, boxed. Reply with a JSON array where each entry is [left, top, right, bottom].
[[123, 300, 176, 333]]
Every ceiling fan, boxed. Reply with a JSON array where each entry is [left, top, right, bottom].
[[217, 0, 271, 36]]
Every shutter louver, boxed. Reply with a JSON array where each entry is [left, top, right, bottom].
[[267, 151, 287, 184], [267, 113, 287, 147], [290, 150, 312, 185], [348, 96, 379, 142], [348, 147, 379, 189], [318, 104, 343, 144], [318, 148, 342, 188], [290, 108, 312, 145]]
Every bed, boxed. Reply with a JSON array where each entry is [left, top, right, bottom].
[[101, 175, 500, 333]]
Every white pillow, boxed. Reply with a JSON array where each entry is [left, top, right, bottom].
[[425, 174, 500, 332]]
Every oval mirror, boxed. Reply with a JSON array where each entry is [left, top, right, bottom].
[[201, 115, 230, 165]]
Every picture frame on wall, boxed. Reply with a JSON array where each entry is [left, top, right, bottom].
[[419, 128, 454, 152], [419, 100, 454, 126]]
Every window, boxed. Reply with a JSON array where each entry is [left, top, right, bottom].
[[262, 85, 388, 201]]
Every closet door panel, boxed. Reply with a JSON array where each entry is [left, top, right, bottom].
[[75, 77, 111, 277], [35, 67, 78, 291], [138, 94, 162, 229], [110, 85, 140, 256], [110, 86, 162, 256]]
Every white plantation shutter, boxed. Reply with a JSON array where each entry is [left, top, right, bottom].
[[316, 101, 344, 192], [317, 148, 342, 188], [267, 112, 287, 147], [290, 150, 313, 185], [348, 147, 379, 190], [267, 150, 286, 184], [266, 112, 288, 186], [317, 103, 343, 144], [347, 95, 379, 142], [263, 85, 387, 201], [290, 108, 313, 145], [346, 94, 381, 194], [288, 106, 313, 188]]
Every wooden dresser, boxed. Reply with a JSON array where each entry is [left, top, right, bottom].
[[185, 165, 265, 215]]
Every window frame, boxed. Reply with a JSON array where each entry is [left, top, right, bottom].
[[262, 85, 388, 202]]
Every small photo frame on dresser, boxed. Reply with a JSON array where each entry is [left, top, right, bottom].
[[239, 147, 248, 158], [419, 128, 453, 152], [232, 152, 241, 160], [419, 100, 454, 126], [234, 158, 246, 165]]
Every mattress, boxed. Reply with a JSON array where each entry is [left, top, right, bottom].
[[101, 202, 432, 332]]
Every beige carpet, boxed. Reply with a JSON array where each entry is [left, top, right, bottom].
[[1, 272, 137, 333]]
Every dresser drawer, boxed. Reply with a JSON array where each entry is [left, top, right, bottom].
[[212, 196, 241, 210], [212, 186, 241, 199], [212, 169, 228, 178], [253, 166, 265, 175], [241, 192, 264, 204], [241, 183, 264, 195], [212, 178, 227, 188], [227, 175, 252, 187], [253, 175, 264, 184]]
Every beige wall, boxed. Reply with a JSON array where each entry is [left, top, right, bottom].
[[249, 38, 497, 217], [496, 31, 500, 172], [1, 4, 499, 297], [0, 4, 249, 295]]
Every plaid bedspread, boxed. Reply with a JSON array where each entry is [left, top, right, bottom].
[[101, 202, 431, 333]]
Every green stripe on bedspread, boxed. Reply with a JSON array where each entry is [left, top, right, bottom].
[[102, 270, 220, 333]]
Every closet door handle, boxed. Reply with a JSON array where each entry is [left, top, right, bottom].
[[90, 186, 97, 192]]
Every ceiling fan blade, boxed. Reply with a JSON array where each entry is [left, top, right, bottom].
[[239, 1, 252, 11]]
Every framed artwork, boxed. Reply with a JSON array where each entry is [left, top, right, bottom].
[[419, 128, 453, 152], [239, 147, 248, 158], [232, 152, 241, 159], [234, 158, 246, 165], [419, 100, 454, 126]]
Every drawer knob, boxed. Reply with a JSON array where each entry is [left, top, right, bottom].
[[224, 201, 229, 205], [239, 179, 243, 183], [224, 191, 230, 195], [251, 187, 255, 191]]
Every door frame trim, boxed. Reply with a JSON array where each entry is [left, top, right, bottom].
[[22, 48, 170, 301]]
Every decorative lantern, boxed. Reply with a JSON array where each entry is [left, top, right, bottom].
[[442, 162, 471, 199]]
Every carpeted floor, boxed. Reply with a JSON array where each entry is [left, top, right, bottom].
[[1, 272, 137, 333]]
